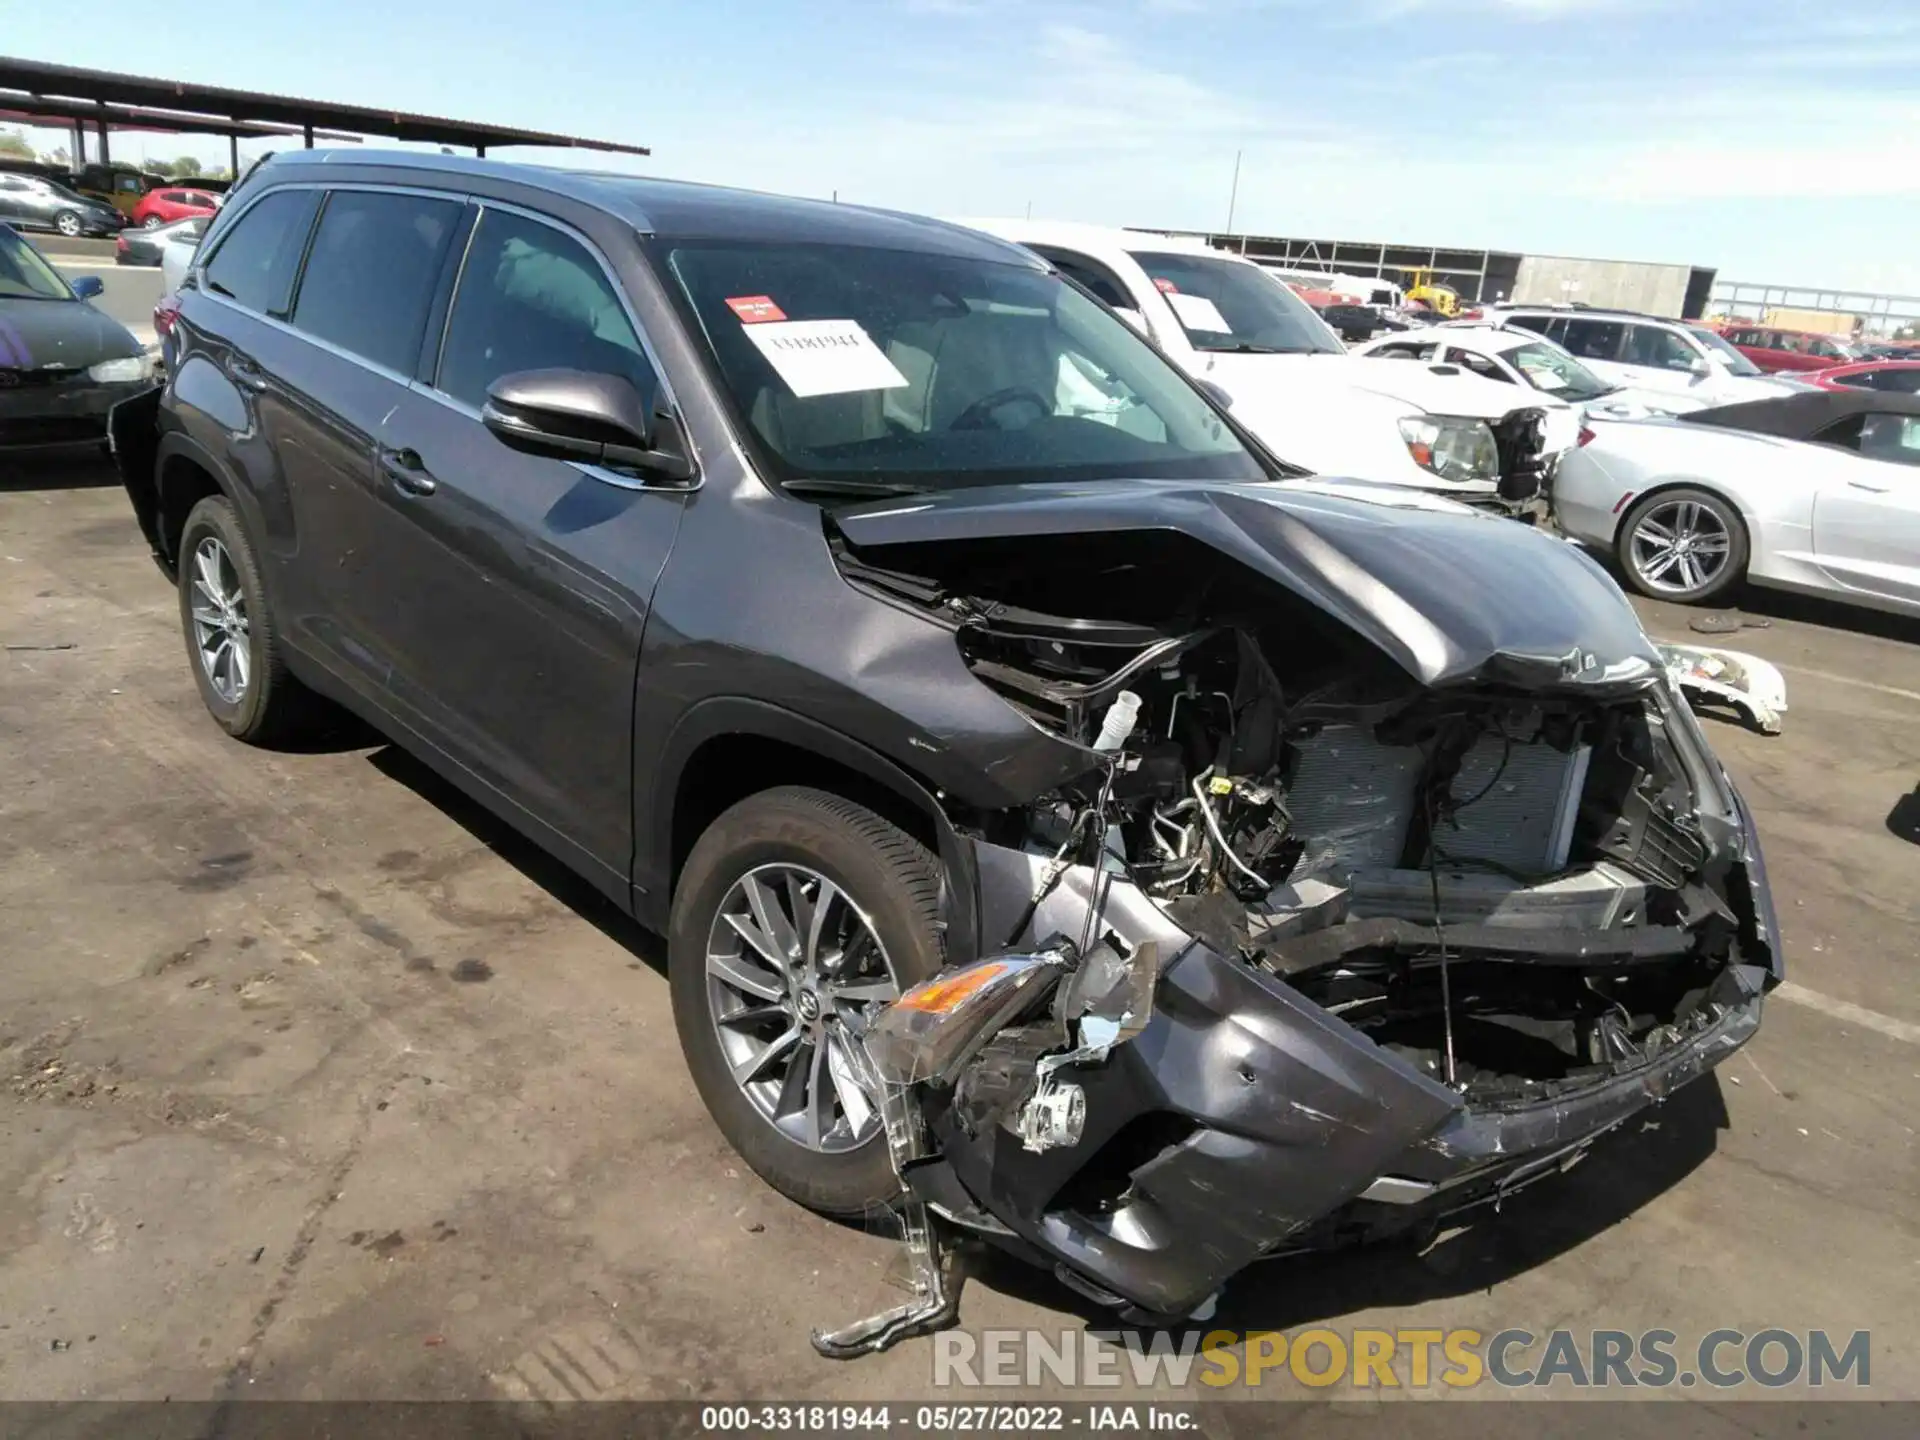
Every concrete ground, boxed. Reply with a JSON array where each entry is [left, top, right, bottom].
[[1, 455, 1915, 1420]]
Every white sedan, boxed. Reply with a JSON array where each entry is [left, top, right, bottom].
[[1353, 323, 1704, 420], [1553, 391, 1920, 615]]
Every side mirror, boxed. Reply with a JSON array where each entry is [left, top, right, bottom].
[[1195, 379, 1233, 410], [1688, 355, 1713, 376], [70, 275, 105, 301], [482, 368, 694, 483], [1113, 307, 1149, 337]]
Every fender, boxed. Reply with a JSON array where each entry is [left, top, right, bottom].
[[153, 428, 263, 571], [638, 696, 981, 966]]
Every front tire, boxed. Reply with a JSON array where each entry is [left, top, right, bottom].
[[176, 496, 318, 744], [142, 214, 163, 229], [670, 786, 945, 1216], [1616, 486, 1748, 603], [54, 211, 83, 238]]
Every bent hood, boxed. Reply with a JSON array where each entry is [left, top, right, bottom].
[[836, 478, 1660, 691]]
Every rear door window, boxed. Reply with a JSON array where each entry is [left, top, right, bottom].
[[201, 188, 322, 316], [1505, 313, 1562, 342], [1560, 318, 1626, 361], [291, 189, 464, 374], [1624, 324, 1700, 372], [1447, 346, 1510, 382], [1027, 246, 1134, 311], [434, 207, 655, 411], [1867, 367, 1920, 394], [1858, 413, 1920, 467]]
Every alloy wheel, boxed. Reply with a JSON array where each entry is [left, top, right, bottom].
[[56, 212, 81, 237], [704, 863, 900, 1154], [1628, 497, 1733, 596], [188, 536, 251, 705]]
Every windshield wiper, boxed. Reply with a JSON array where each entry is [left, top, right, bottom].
[[778, 477, 932, 501], [1200, 342, 1297, 355]]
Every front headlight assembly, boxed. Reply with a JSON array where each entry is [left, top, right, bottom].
[[87, 356, 150, 383], [1398, 415, 1499, 483]]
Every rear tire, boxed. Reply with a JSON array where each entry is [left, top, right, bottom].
[[142, 214, 163, 229], [176, 495, 319, 745], [1616, 486, 1748, 604], [54, 211, 83, 238], [670, 786, 945, 1216]]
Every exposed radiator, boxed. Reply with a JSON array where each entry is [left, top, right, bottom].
[[1431, 735, 1591, 876], [1285, 725, 1590, 880], [1285, 724, 1423, 876]]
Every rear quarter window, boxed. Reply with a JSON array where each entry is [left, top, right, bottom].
[[201, 188, 322, 316]]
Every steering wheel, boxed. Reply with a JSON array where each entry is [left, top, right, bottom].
[[948, 386, 1052, 432]]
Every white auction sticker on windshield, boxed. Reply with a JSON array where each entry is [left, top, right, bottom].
[[743, 319, 910, 398], [1165, 292, 1231, 334]]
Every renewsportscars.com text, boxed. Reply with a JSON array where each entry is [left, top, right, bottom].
[[933, 1327, 1872, 1391]]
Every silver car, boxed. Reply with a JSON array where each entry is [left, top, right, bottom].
[[1554, 391, 1920, 615], [0, 172, 123, 239]]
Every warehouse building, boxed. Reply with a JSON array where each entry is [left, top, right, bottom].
[[1151, 229, 1719, 318]]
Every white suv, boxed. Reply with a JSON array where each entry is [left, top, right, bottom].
[[1485, 306, 1791, 407]]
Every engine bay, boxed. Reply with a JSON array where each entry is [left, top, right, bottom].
[[838, 526, 1746, 1108]]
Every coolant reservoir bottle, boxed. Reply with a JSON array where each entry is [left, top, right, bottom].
[[1093, 690, 1142, 753]]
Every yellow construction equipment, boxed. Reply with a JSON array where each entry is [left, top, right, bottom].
[[1403, 267, 1461, 318]]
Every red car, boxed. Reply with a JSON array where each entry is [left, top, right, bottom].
[[1719, 324, 1858, 373], [128, 186, 218, 229], [1798, 359, 1920, 395]]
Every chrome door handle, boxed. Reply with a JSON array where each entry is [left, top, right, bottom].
[[379, 447, 437, 496]]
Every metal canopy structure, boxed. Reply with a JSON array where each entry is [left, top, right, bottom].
[[1148, 227, 1524, 306], [0, 96, 359, 145], [0, 56, 650, 174]]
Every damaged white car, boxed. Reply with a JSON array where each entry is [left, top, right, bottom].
[[956, 221, 1569, 513]]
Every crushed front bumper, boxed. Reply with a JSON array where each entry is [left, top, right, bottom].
[[908, 842, 1769, 1321]]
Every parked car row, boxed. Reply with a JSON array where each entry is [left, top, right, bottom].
[[95, 151, 1780, 1350]]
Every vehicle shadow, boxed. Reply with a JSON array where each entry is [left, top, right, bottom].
[[363, 741, 668, 976], [1715, 584, 1920, 646], [1888, 784, 1920, 846], [1, 448, 121, 492], [967, 1072, 1731, 1337]]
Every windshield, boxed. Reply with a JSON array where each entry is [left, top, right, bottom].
[[0, 227, 73, 301], [1130, 251, 1343, 355], [1505, 340, 1613, 401], [662, 240, 1267, 494], [1688, 326, 1762, 376]]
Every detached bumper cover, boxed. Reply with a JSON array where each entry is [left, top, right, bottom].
[[923, 846, 1770, 1319]]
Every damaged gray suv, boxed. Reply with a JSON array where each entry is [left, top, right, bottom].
[[112, 150, 1779, 1349]]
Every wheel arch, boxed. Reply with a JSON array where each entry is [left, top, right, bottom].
[[152, 431, 247, 577], [642, 697, 980, 965]]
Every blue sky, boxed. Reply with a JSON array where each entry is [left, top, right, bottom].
[[7, 0, 1917, 292]]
